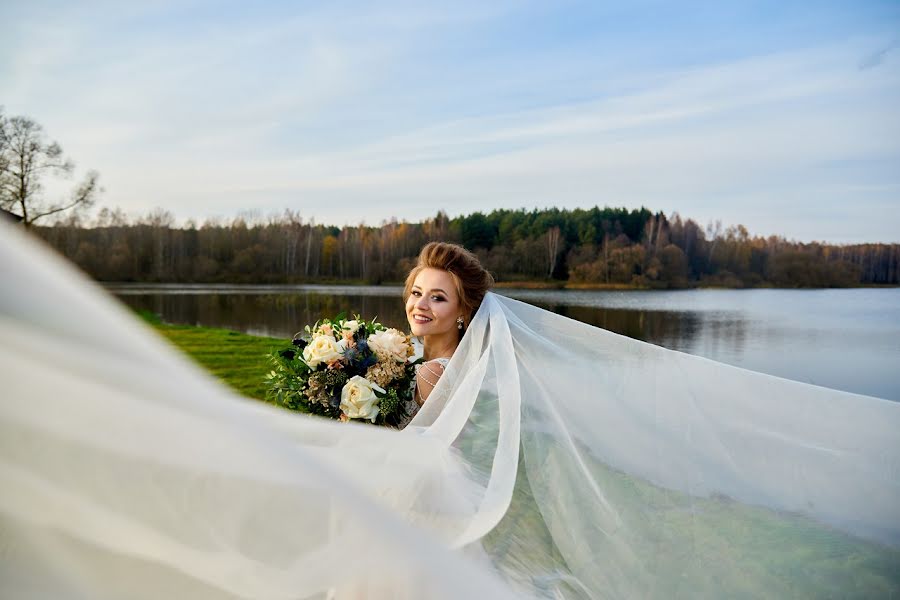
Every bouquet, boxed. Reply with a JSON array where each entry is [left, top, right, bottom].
[[266, 314, 420, 427]]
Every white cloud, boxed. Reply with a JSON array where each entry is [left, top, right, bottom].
[[2, 3, 898, 241], [137, 38, 896, 240]]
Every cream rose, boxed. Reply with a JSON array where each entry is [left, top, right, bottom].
[[302, 334, 343, 367], [367, 328, 411, 363], [339, 376, 385, 422], [341, 319, 361, 334]]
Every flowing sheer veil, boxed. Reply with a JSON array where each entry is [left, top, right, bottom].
[[1, 222, 898, 599]]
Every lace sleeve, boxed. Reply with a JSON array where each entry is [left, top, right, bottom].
[[415, 358, 448, 404], [395, 359, 450, 430]]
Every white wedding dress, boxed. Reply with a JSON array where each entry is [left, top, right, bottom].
[[1, 221, 898, 599]]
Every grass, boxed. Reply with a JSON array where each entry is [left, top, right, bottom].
[[136, 310, 282, 400]]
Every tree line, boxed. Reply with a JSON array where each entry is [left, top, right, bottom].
[[5, 111, 896, 288], [33, 206, 900, 288]]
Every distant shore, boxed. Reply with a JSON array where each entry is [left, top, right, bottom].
[[106, 280, 900, 291], [495, 281, 640, 290], [493, 280, 900, 290]]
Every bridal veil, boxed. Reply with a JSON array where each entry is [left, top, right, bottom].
[[1, 222, 898, 598]]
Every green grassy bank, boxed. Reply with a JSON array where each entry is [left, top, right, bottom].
[[138, 311, 281, 400]]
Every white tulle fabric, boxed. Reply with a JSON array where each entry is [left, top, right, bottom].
[[1, 222, 898, 599]]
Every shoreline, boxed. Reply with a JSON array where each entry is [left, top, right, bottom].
[[104, 280, 900, 291]]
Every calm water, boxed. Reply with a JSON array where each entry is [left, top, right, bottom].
[[107, 284, 900, 402]]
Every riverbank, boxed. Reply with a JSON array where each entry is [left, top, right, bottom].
[[496, 280, 641, 290], [139, 311, 279, 400], [494, 280, 900, 290], [107, 279, 899, 292]]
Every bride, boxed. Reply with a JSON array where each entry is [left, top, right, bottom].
[[401, 242, 493, 427], [1, 223, 898, 599]]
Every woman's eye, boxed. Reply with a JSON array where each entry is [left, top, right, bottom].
[[411, 291, 421, 297], [431, 296, 445, 302]]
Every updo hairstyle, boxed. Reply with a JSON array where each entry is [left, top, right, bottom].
[[403, 242, 494, 329]]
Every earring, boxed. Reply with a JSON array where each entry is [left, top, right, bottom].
[[456, 317, 464, 330]]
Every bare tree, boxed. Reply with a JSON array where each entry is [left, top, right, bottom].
[[0, 109, 9, 183], [304, 218, 315, 277], [546, 226, 561, 278], [0, 114, 100, 227], [706, 219, 723, 260]]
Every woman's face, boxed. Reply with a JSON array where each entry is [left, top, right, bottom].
[[406, 268, 463, 338]]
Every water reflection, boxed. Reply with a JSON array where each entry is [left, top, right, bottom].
[[542, 304, 707, 347], [119, 291, 712, 351], [122, 291, 411, 340], [109, 285, 900, 401]]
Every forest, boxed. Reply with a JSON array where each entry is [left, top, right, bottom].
[[33, 206, 900, 288]]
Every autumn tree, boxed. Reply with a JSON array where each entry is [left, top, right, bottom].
[[0, 113, 100, 227], [29, 201, 893, 288]]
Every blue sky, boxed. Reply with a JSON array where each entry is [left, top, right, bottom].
[[1, 0, 898, 242]]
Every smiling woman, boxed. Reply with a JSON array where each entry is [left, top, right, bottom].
[[406, 268, 463, 356], [402, 241, 494, 415]]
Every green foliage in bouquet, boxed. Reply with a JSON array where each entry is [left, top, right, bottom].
[[266, 313, 420, 427]]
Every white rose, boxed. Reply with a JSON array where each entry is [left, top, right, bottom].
[[340, 375, 385, 422], [302, 334, 343, 367], [367, 328, 411, 363], [342, 319, 361, 334]]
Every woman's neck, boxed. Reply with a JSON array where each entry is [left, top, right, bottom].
[[422, 332, 458, 361]]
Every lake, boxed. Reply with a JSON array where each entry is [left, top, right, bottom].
[[107, 284, 900, 402]]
